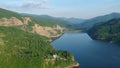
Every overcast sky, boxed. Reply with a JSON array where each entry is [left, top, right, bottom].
[[0, 0, 120, 19]]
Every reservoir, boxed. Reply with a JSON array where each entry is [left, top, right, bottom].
[[51, 33, 120, 68]]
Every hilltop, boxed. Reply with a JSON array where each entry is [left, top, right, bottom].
[[76, 13, 120, 31]]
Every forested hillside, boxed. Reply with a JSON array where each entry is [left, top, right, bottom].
[[0, 8, 77, 68], [88, 18, 120, 45], [0, 8, 23, 21], [77, 13, 120, 31], [0, 26, 76, 68]]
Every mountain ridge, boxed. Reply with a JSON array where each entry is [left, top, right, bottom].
[[76, 12, 120, 31]]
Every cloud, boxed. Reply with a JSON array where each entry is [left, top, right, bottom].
[[0, 1, 48, 12], [21, 1, 47, 9], [43, 0, 48, 2], [0, 0, 51, 14]]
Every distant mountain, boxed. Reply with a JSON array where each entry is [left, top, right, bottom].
[[58, 17, 86, 24], [21, 13, 75, 29], [76, 12, 120, 31], [22, 13, 85, 24], [88, 18, 120, 45], [21, 13, 54, 19]]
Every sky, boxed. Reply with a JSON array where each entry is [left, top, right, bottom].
[[0, 0, 120, 19]]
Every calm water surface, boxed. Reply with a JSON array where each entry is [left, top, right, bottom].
[[51, 33, 120, 68]]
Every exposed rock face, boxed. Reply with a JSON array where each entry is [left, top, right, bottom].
[[22, 17, 31, 25], [0, 16, 64, 38], [32, 24, 64, 38], [0, 17, 32, 26], [0, 17, 23, 26]]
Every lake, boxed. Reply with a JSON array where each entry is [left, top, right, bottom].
[[51, 33, 120, 68]]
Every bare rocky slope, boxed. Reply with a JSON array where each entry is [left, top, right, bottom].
[[0, 16, 65, 39], [0, 8, 72, 40]]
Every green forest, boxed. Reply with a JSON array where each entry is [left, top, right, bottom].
[[0, 26, 76, 68], [88, 18, 120, 45]]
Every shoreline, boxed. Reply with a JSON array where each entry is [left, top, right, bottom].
[[50, 32, 65, 42], [65, 63, 80, 68], [50, 31, 80, 68], [50, 30, 81, 42]]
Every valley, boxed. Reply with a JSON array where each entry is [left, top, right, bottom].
[[0, 3, 120, 68]]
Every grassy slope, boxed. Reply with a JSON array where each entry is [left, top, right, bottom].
[[0, 8, 23, 21]]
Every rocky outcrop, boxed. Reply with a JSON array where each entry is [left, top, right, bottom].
[[0, 16, 65, 38], [22, 17, 31, 25], [32, 24, 64, 38], [0, 17, 23, 26], [0, 17, 31, 26]]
